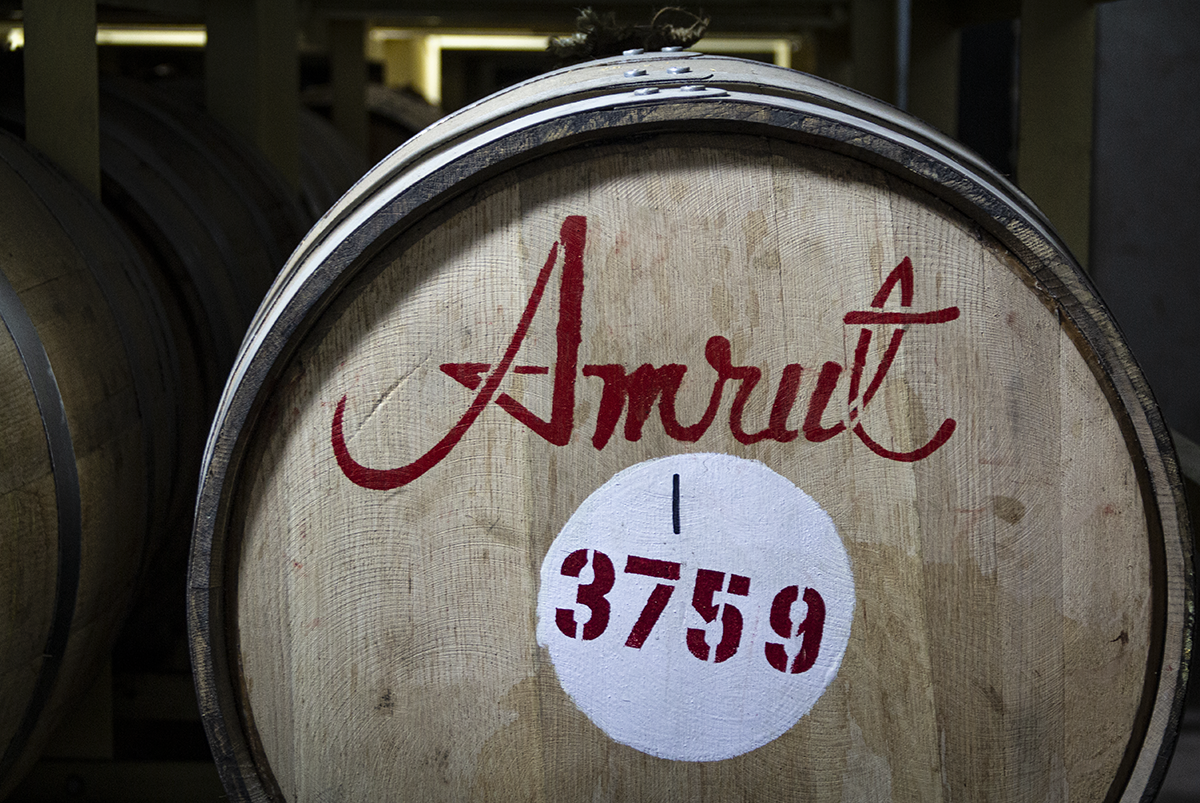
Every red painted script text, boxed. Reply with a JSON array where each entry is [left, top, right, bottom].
[[333, 216, 960, 489]]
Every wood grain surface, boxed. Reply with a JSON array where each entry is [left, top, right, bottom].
[[207, 127, 1177, 801]]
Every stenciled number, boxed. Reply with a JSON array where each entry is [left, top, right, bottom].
[[686, 569, 750, 663], [555, 549, 615, 640], [555, 549, 826, 673], [623, 555, 681, 648], [764, 585, 826, 674], [555, 550, 681, 644]]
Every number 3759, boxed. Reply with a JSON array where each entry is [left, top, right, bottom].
[[553, 549, 825, 674]]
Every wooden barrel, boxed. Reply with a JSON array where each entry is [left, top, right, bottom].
[[301, 82, 442, 168], [0, 74, 312, 793], [297, 107, 370, 222], [94, 77, 313, 583], [98, 76, 309, 406], [107, 77, 370, 227], [188, 53, 1193, 803], [0, 128, 178, 797], [0, 73, 314, 544]]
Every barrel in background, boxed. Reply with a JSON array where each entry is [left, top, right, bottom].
[[298, 106, 370, 222], [97, 76, 309, 402], [0, 128, 177, 798], [0, 68, 344, 796], [188, 53, 1193, 802]]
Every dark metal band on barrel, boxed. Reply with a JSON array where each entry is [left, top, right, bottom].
[[0, 267, 82, 780]]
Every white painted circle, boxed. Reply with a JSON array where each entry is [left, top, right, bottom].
[[536, 453, 855, 762]]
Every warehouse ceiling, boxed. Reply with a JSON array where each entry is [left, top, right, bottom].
[[2, 1, 850, 34], [302, 0, 849, 32]]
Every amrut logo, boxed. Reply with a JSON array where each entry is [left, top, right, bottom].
[[332, 216, 961, 490]]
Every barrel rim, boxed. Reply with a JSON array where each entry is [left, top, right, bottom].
[[187, 53, 1194, 803]]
